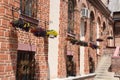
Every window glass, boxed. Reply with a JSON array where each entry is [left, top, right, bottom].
[[80, 21, 87, 37], [90, 22, 93, 41], [68, 0, 75, 33], [90, 12, 94, 41], [20, 0, 37, 18]]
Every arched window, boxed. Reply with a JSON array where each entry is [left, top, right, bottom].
[[80, 21, 87, 37], [90, 11, 95, 41], [103, 22, 106, 31], [96, 17, 101, 38], [68, 0, 75, 33]]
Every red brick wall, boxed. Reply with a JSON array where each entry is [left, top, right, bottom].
[[58, 0, 80, 78], [112, 57, 120, 75], [115, 38, 120, 46], [58, 0, 113, 78], [58, 0, 68, 77], [0, 0, 114, 79], [0, 0, 50, 80]]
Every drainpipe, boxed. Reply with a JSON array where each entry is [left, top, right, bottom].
[[113, 21, 116, 47]]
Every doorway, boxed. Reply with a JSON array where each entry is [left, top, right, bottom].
[[16, 51, 35, 80]]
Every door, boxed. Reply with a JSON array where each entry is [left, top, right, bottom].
[[16, 51, 35, 80]]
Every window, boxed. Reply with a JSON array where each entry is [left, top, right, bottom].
[[89, 12, 94, 41], [107, 0, 109, 4], [66, 55, 75, 76], [68, 0, 75, 33], [115, 26, 120, 37], [20, 0, 38, 18], [16, 51, 35, 80], [103, 22, 106, 31], [90, 22, 93, 41], [80, 21, 87, 37]]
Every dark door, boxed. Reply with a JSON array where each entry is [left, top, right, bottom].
[[66, 55, 75, 76], [89, 57, 95, 73], [16, 51, 35, 80]]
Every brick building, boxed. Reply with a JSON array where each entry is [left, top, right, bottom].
[[48, 0, 114, 79], [106, 0, 120, 78], [0, 0, 114, 80], [111, 6, 120, 76], [0, 0, 50, 80]]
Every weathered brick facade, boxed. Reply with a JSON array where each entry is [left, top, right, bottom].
[[0, 0, 114, 80], [58, 0, 114, 78], [112, 57, 120, 75], [111, 12, 120, 76], [58, 0, 80, 77], [0, 0, 50, 80]]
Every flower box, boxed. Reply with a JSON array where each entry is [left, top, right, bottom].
[[10, 18, 24, 28], [107, 36, 113, 39], [89, 43, 100, 49], [76, 41, 88, 47], [70, 39, 78, 44], [10, 18, 31, 32], [46, 30, 58, 38], [32, 27, 46, 37], [96, 38, 103, 42], [81, 41, 88, 46]]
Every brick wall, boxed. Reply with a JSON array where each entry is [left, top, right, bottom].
[[0, 0, 50, 80], [58, 0, 113, 78], [115, 37, 120, 46], [58, 0, 68, 77], [112, 57, 120, 75], [0, 0, 114, 79], [58, 0, 80, 77]]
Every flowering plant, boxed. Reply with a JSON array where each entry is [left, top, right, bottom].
[[76, 41, 88, 46], [89, 43, 100, 49], [70, 39, 78, 44], [32, 27, 46, 37], [46, 30, 58, 38], [10, 18, 31, 32], [22, 22, 31, 32], [10, 18, 24, 28]]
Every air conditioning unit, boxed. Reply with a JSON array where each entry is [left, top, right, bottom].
[[81, 8, 89, 18]]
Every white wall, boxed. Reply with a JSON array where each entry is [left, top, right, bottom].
[[48, 0, 60, 79], [101, 0, 120, 12], [108, 0, 120, 12]]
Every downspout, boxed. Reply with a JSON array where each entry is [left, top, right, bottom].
[[113, 21, 116, 47]]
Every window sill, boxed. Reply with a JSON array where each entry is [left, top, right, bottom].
[[67, 32, 76, 38], [20, 13, 39, 26]]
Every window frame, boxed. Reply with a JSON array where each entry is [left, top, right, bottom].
[[89, 12, 95, 41], [20, 0, 38, 18], [20, 0, 38, 26], [68, 0, 75, 34]]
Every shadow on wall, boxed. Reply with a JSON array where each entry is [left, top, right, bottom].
[[35, 37, 49, 80], [43, 37, 49, 80], [9, 27, 18, 79]]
